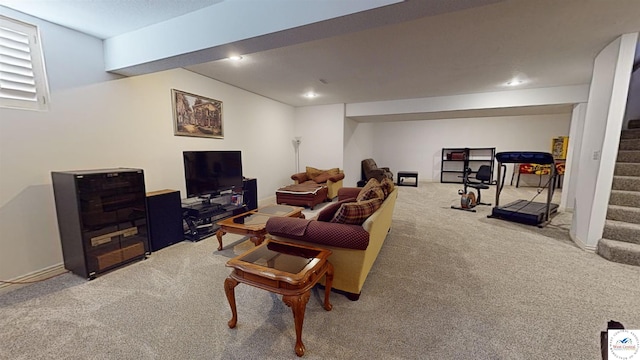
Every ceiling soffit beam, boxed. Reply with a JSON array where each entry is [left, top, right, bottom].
[[104, 0, 401, 75], [345, 85, 590, 118], [104, 0, 502, 77]]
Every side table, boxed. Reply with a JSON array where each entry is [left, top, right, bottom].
[[224, 239, 333, 357], [397, 171, 418, 187]]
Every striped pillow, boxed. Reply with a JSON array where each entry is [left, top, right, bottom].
[[330, 198, 383, 225]]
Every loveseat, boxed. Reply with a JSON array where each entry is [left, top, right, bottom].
[[290, 166, 345, 200], [266, 178, 397, 300]]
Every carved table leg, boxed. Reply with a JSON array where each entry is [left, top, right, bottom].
[[216, 228, 227, 251], [282, 291, 311, 357], [323, 263, 334, 311], [224, 277, 239, 328], [250, 234, 265, 247]]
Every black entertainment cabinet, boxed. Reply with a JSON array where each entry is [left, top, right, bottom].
[[182, 178, 258, 241], [51, 168, 150, 279]]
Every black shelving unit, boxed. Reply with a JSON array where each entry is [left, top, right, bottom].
[[440, 147, 496, 184]]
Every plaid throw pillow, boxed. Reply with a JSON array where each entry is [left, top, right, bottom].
[[317, 198, 355, 222], [330, 198, 383, 225], [356, 178, 384, 201], [380, 177, 395, 198]]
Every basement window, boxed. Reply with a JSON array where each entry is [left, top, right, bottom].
[[0, 15, 49, 111]]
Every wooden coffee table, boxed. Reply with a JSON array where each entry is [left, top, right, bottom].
[[224, 239, 333, 357], [215, 204, 304, 251]]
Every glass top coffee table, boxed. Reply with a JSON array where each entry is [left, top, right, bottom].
[[215, 204, 304, 251], [224, 239, 333, 357]]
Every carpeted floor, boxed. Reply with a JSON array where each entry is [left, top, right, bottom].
[[1, 182, 639, 359]]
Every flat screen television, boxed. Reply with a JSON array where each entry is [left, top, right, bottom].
[[183, 151, 243, 198]]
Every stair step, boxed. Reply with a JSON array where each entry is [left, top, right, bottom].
[[617, 150, 640, 163], [612, 175, 640, 191], [597, 238, 640, 266], [602, 219, 640, 245], [629, 119, 640, 129], [621, 128, 640, 139], [607, 204, 640, 225], [615, 163, 640, 177], [619, 138, 640, 150], [609, 189, 640, 207]]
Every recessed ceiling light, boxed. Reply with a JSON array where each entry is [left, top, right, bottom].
[[228, 55, 243, 61], [303, 91, 318, 98]]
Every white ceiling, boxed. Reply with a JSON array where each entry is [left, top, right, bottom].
[[2, 0, 640, 113]]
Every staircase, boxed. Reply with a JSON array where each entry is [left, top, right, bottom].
[[596, 119, 640, 266]]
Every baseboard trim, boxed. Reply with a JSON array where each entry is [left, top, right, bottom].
[[0, 263, 67, 295], [570, 233, 596, 252]]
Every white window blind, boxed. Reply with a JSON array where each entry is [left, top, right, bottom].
[[0, 15, 49, 111]]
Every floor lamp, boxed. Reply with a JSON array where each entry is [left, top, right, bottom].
[[294, 136, 302, 173]]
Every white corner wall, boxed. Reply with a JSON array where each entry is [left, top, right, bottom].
[[343, 118, 375, 187], [292, 104, 345, 177], [624, 60, 640, 127], [0, 10, 295, 282], [571, 33, 638, 249]]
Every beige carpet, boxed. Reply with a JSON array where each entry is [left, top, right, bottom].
[[1, 182, 639, 359]]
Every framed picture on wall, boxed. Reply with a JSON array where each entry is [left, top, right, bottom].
[[172, 89, 223, 138]]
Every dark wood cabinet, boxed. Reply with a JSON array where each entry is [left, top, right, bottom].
[[51, 168, 150, 279]]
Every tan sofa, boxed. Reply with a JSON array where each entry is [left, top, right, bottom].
[[266, 185, 397, 300]]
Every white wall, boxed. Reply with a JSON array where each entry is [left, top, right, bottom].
[[343, 119, 375, 187], [624, 62, 640, 127], [369, 114, 571, 184], [0, 10, 295, 282], [561, 103, 588, 211], [571, 33, 637, 249], [292, 104, 345, 176]]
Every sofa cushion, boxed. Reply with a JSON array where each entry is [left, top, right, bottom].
[[306, 166, 339, 180], [266, 217, 369, 250], [265, 217, 312, 237], [331, 197, 383, 225], [305, 221, 370, 250], [306, 166, 324, 179], [317, 198, 356, 222], [380, 177, 395, 198], [313, 171, 333, 183], [356, 178, 384, 201]]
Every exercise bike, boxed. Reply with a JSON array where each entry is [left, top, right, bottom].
[[451, 165, 492, 212]]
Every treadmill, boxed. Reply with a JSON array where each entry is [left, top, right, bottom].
[[489, 151, 559, 227]]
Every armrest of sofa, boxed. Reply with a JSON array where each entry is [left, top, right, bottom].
[[291, 172, 309, 183], [338, 187, 361, 201], [266, 217, 369, 250], [327, 172, 345, 183]]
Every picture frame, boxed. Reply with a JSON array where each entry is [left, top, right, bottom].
[[172, 89, 223, 138]]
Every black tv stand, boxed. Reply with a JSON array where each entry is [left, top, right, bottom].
[[181, 178, 258, 242], [182, 201, 246, 242]]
